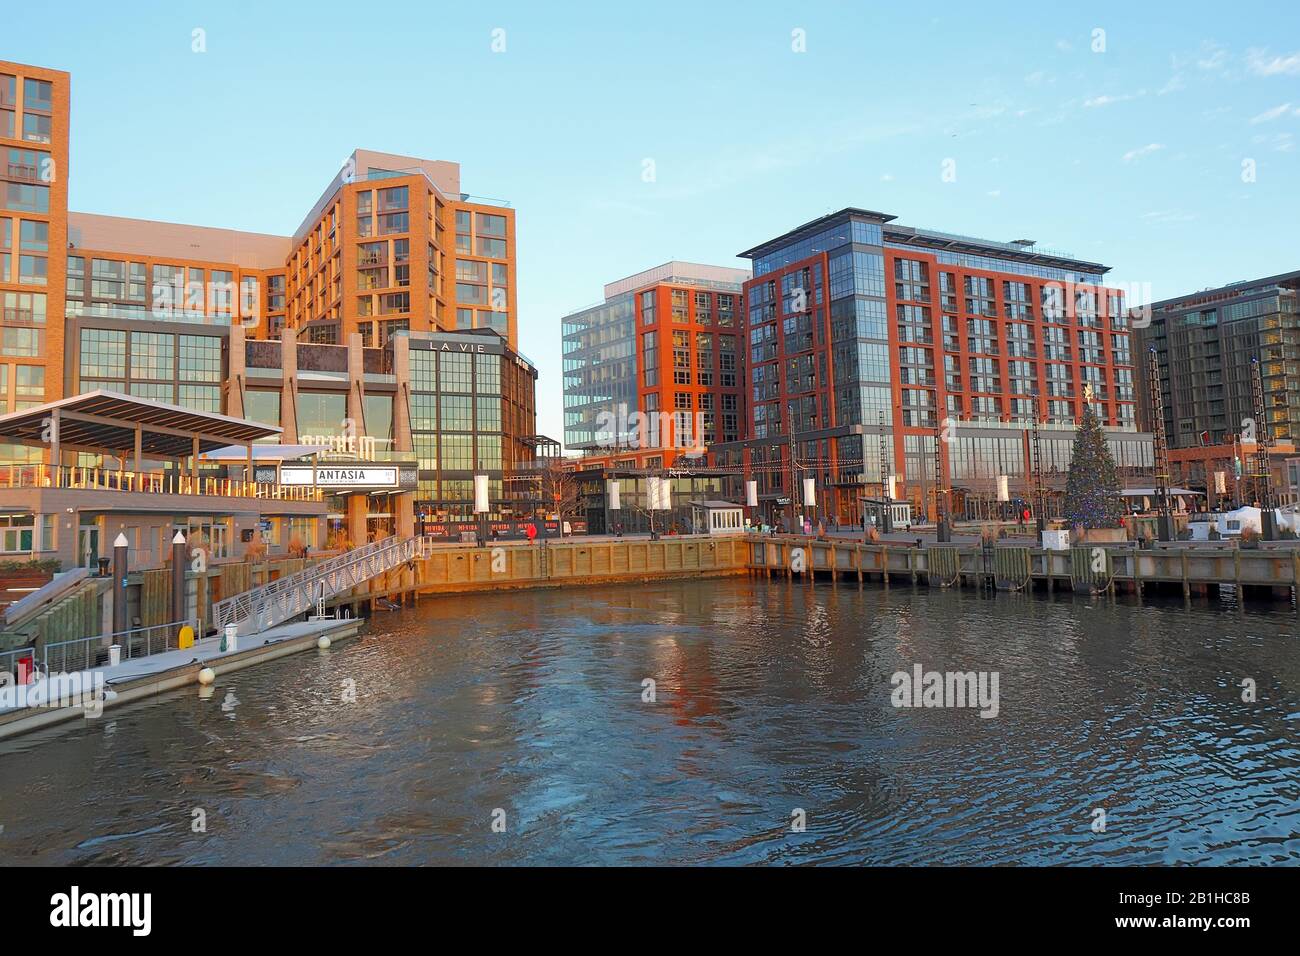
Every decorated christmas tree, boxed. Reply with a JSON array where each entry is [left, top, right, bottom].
[[1063, 396, 1124, 528]]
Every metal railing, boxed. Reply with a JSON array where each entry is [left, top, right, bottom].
[[1, 646, 35, 680], [41, 619, 198, 674], [213, 535, 419, 635], [0, 463, 323, 501]]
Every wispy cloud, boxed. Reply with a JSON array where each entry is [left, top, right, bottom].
[[1172, 41, 1229, 73], [1246, 48, 1300, 76], [1141, 210, 1197, 224], [1122, 143, 1165, 162], [1252, 131, 1296, 152], [648, 118, 924, 202], [1158, 74, 1186, 96], [1085, 90, 1146, 108], [1249, 103, 1296, 124], [1197, 48, 1229, 71]]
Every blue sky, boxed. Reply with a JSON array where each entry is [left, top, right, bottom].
[[8, 1, 1300, 443]]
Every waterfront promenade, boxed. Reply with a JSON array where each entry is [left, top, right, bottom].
[[395, 534, 1300, 604]]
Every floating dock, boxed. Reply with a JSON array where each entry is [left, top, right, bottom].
[[0, 617, 362, 741]]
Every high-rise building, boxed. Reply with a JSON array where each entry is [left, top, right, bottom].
[[285, 150, 516, 348], [1135, 269, 1300, 505], [0, 62, 68, 416], [0, 60, 521, 413], [562, 261, 748, 467], [721, 208, 1151, 523], [0, 59, 541, 553]]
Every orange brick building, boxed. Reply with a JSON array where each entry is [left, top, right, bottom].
[[562, 262, 747, 468], [0, 62, 68, 417], [0, 60, 519, 411]]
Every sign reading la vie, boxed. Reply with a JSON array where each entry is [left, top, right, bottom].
[[277, 466, 399, 488]]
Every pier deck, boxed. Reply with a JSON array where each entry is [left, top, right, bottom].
[[745, 535, 1300, 600]]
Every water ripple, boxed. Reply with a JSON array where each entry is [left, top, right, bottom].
[[0, 579, 1296, 865]]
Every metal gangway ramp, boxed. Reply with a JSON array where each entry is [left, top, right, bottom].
[[213, 535, 423, 636]]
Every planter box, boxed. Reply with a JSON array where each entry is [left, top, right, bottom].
[[1076, 528, 1127, 544], [0, 571, 55, 590]]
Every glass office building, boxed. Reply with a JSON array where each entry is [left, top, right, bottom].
[[562, 292, 636, 449]]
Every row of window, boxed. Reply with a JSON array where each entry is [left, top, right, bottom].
[[77, 328, 223, 410], [0, 74, 54, 144]]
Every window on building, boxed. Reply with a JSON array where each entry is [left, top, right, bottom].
[[476, 213, 506, 237], [80, 329, 127, 381], [378, 292, 409, 315], [297, 392, 348, 437], [244, 389, 282, 442], [23, 79, 52, 112], [14, 364, 44, 409], [20, 112, 51, 144], [2, 183, 48, 213], [18, 220, 46, 252]]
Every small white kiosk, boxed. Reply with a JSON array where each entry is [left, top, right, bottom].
[[689, 500, 746, 536], [860, 497, 913, 533]]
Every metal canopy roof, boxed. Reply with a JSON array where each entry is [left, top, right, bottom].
[[200, 443, 331, 462], [0, 390, 281, 459]]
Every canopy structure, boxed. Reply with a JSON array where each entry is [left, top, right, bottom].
[[0, 389, 281, 471], [200, 444, 331, 463]]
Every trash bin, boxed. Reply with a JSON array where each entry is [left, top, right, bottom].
[[16, 655, 34, 685], [224, 624, 239, 653], [108, 644, 122, 667]]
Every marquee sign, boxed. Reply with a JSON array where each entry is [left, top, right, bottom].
[[257, 464, 416, 490]]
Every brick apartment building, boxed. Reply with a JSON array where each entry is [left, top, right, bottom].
[[0, 59, 540, 552], [713, 207, 1152, 524]]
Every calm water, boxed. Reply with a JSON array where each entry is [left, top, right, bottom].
[[0, 579, 1297, 866]]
